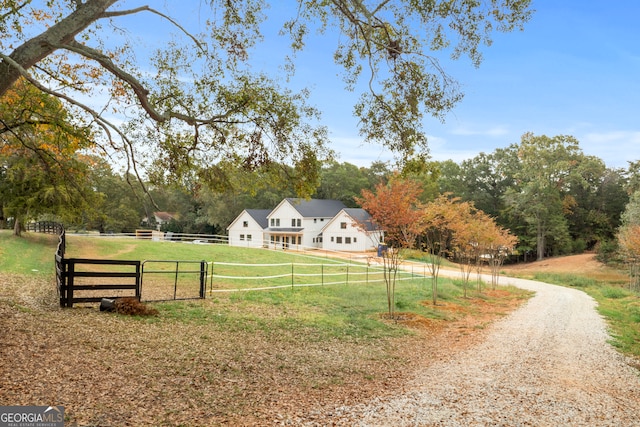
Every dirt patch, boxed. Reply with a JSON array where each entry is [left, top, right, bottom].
[[501, 253, 628, 283]]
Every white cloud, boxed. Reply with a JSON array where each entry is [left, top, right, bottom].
[[451, 125, 510, 137], [583, 131, 640, 144], [329, 136, 394, 166], [580, 131, 640, 168]]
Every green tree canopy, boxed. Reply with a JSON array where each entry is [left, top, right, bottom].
[[504, 133, 589, 260]]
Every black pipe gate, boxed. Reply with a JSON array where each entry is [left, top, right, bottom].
[[140, 260, 208, 302]]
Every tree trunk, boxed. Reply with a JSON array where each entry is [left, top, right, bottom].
[[0, 0, 117, 96], [13, 217, 22, 237], [537, 222, 545, 261]]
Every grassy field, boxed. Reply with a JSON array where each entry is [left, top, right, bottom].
[[0, 230, 59, 274], [3, 230, 638, 425]]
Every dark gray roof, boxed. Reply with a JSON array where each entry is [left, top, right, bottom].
[[285, 198, 346, 218], [343, 208, 378, 232], [245, 209, 271, 229]]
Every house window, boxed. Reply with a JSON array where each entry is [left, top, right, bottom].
[[353, 237, 357, 243], [336, 237, 342, 244], [297, 236, 301, 244], [340, 222, 347, 229], [276, 218, 280, 226], [270, 218, 274, 226], [297, 218, 301, 227], [331, 236, 334, 242], [345, 237, 351, 244], [243, 221, 248, 227], [240, 234, 245, 241], [247, 235, 252, 241]]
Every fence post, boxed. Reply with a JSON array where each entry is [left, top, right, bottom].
[[209, 261, 214, 293], [66, 260, 75, 308], [57, 257, 67, 307], [135, 261, 141, 301], [200, 261, 206, 299], [173, 261, 179, 300]]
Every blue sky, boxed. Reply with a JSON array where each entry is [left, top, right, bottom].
[[246, 1, 640, 169], [414, 0, 640, 170], [302, 0, 640, 168], [106, 1, 639, 170]]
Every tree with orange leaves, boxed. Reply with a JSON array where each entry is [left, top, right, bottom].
[[356, 175, 423, 319], [0, 79, 95, 235], [420, 193, 462, 305], [484, 224, 518, 290], [427, 194, 518, 296], [448, 199, 489, 297], [617, 191, 640, 291]]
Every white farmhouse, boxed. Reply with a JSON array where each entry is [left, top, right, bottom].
[[265, 198, 346, 250], [226, 198, 383, 252], [321, 208, 382, 252]]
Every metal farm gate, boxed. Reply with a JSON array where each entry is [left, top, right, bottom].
[[140, 260, 208, 302]]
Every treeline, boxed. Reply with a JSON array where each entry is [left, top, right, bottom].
[[2, 127, 637, 264]]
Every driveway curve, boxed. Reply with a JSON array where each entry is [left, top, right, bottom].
[[304, 275, 640, 426]]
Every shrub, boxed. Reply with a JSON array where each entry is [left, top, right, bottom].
[[572, 239, 587, 254], [596, 239, 621, 264], [600, 286, 631, 299]]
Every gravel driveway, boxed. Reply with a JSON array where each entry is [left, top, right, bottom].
[[304, 275, 640, 426]]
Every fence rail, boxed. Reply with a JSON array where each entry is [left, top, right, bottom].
[[207, 261, 429, 292], [26, 221, 64, 235]]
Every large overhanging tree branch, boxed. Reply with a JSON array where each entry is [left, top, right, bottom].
[[1, 0, 532, 192], [0, 0, 117, 96]]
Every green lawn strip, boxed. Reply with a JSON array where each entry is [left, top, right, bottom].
[[155, 278, 448, 343]]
